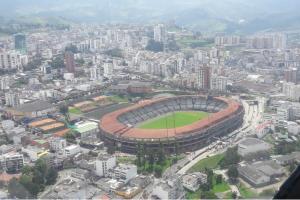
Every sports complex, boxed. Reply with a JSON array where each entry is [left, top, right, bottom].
[[99, 95, 244, 154]]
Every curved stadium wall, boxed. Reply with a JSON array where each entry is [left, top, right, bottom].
[[99, 95, 244, 154]]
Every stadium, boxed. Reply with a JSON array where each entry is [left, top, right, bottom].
[[99, 95, 244, 154]]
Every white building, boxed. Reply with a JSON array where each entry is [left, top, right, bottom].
[[5, 92, 19, 107], [103, 62, 114, 78], [113, 164, 137, 183], [0, 76, 11, 90], [282, 81, 300, 101], [95, 154, 116, 177], [49, 138, 67, 152], [210, 75, 228, 91], [22, 146, 49, 161], [154, 24, 166, 43], [0, 50, 28, 70], [0, 152, 24, 173], [90, 65, 103, 81], [64, 145, 81, 157]]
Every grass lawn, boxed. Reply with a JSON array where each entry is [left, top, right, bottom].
[[238, 182, 257, 199], [224, 191, 234, 199], [68, 107, 82, 115], [109, 95, 129, 103], [117, 156, 135, 164], [186, 189, 201, 199], [212, 176, 231, 193], [176, 36, 214, 48], [188, 154, 224, 173], [138, 111, 208, 129]]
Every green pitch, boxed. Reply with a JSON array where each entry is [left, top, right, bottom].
[[138, 111, 209, 129]]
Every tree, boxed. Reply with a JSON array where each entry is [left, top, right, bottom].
[[59, 104, 70, 122], [21, 165, 32, 175], [104, 48, 123, 58], [136, 143, 142, 167], [46, 167, 58, 185], [220, 147, 240, 168], [65, 45, 79, 53], [8, 177, 31, 199], [232, 191, 238, 199], [166, 40, 180, 51], [205, 168, 214, 190], [275, 141, 296, 155], [148, 152, 155, 171], [154, 165, 163, 178], [227, 165, 239, 183], [50, 55, 65, 69], [201, 191, 218, 199], [157, 143, 166, 165], [216, 174, 223, 184], [146, 39, 164, 52], [289, 161, 297, 173], [20, 174, 40, 197]]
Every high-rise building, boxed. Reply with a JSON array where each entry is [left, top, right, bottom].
[[210, 75, 228, 91], [0, 76, 10, 90], [14, 33, 26, 51], [0, 51, 28, 70], [282, 81, 300, 101], [95, 154, 116, 177], [284, 68, 298, 84], [103, 61, 114, 78], [90, 65, 104, 81], [5, 92, 19, 107], [154, 24, 166, 43], [196, 66, 211, 90], [64, 51, 75, 73]]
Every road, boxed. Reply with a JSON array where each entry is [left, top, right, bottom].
[[176, 96, 264, 174]]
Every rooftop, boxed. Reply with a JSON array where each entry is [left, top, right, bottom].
[[12, 100, 54, 112]]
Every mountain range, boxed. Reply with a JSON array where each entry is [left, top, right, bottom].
[[1, 0, 300, 33]]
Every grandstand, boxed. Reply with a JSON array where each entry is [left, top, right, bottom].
[[99, 95, 244, 154]]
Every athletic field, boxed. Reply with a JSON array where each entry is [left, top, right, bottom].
[[138, 111, 209, 129]]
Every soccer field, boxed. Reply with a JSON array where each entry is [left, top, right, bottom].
[[138, 111, 209, 129]]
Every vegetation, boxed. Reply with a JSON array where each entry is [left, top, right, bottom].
[[135, 142, 177, 177], [109, 95, 129, 103], [227, 165, 239, 183], [238, 182, 257, 199], [8, 159, 58, 198], [104, 48, 123, 58], [176, 36, 214, 48], [219, 146, 241, 168], [59, 104, 70, 122], [188, 154, 224, 173], [186, 171, 230, 199], [274, 141, 298, 155], [64, 131, 77, 144], [212, 175, 230, 193], [166, 40, 180, 51], [50, 55, 65, 69], [65, 45, 79, 53], [68, 107, 82, 115], [146, 39, 164, 52], [138, 111, 209, 129]]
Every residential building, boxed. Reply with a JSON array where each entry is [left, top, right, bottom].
[[65, 51, 75, 73], [112, 164, 137, 183], [0, 152, 24, 173], [95, 154, 116, 177], [182, 172, 207, 192]]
